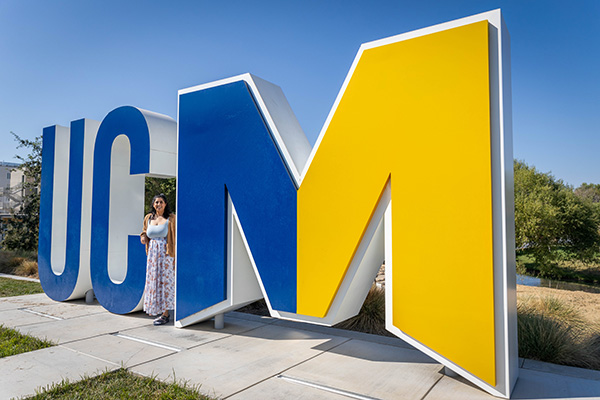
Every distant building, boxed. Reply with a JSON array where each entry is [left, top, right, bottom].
[[0, 161, 27, 240]]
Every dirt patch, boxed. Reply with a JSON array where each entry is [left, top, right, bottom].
[[517, 284, 600, 325]]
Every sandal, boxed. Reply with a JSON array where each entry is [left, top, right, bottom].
[[153, 314, 170, 325]]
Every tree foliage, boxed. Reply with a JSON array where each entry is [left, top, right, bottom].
[[573, 183, 600, 234], [514, 160, 600, 270], [144, 177, 176, 215], [1, 133, 42, 252], [574, 183, 600, 204]]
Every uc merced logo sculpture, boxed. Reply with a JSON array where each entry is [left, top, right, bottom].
[[37, 9, 518, 398]]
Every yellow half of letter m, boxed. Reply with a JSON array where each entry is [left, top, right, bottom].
[[177, 10, 515, 398], [299, 20, 496, 386]]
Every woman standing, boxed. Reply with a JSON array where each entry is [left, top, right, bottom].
[[140, 193, 176, 325]]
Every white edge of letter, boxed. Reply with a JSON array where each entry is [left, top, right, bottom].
[[380, 9, 516, 399]]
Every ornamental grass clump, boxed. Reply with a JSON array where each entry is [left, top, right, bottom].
[[334, 285, 393, 337], [15, 259, 38, 277], [517, 295, 600, 370], [0, 250, 37, 275]]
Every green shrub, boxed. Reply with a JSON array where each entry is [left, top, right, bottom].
[[0, 251, 13, 274]]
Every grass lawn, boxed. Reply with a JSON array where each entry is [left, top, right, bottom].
[[0, 278, 54, 359], [0, 325, 54, 358], [0, 277, 43, 297], [25, 368, 213, 400]]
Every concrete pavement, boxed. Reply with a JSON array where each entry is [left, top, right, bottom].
[[1, 292, 600, 400]]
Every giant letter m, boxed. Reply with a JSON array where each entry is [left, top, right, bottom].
[[176, 10, 517, 399]]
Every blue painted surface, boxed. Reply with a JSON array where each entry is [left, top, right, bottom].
[[37, 121, 85, 301], [90, 106, 149, 314], [177, 81, 297, 320]]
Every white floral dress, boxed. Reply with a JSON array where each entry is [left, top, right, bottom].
[[143, 221, 175, 316]]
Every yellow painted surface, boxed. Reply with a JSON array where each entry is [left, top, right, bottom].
[[297, 21, 496, 385]]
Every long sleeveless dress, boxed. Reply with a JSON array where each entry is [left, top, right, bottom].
[[143, 221, 175, 316]]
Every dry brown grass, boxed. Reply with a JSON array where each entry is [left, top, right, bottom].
[[14, 259, 38, 278], [518, 285, 600, 324], [0, 250, 37, 275]]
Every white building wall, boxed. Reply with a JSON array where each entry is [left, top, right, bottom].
[[0, 161, 24, 215]]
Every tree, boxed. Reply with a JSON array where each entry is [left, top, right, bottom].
[[574, 183, 600, 204], [1, 133, 42, 252], [145, 177, 176, 214], [574, 183, 600, 222], [514, 160, 600, 271]]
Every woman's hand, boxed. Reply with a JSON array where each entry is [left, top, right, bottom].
[[140, 234, 148, 245]]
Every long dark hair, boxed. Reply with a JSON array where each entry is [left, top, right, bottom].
[[150, 193, 171, 220]]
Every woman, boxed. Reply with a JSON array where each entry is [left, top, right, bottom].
[[140, 193, 176, 325]]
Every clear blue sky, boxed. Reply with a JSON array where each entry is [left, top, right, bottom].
[[1, 0, 598, 187]]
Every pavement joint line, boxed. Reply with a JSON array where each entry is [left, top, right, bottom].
[[19, 307, 63, 320], [418, 372, 444, 400], [111, 324, 240, 352], [14, 307, 111, 325], [126, 352, 185, 370], [111, 332, 184, 353], [269, 336, 353, 376], [47, 331, 123, 347], [127, 368, 154, 379], [104, 329, 239, 371], [277, 374, 381, 400], [60, 344, 121, 367], [185, 332, 247, 351], [223, 337, 353, 399]]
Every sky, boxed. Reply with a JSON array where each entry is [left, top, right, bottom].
[[0, 0, 598, 187]]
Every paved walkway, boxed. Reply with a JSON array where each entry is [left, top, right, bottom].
[[1, 292, 600, 399]]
